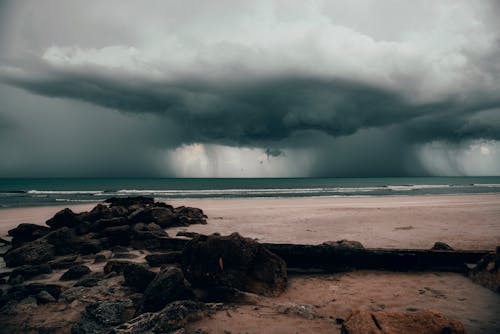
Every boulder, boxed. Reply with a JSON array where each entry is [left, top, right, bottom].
[[123, 263, 156, 292], [104, 260, 134, 275], [138, 267, 194, 313], [323, 240, 365, 249], [341, 309, 465, 334], [48, 255, 83, 269], [4, 283, 61, 302], [45, 227, 80, 255], [72, 300, 135, 334], [174, 206, 207, 225], [3, 239, 55, 267], [45, 208, 80, 229], [8, 223, 50, 245], [103, 225, 131, 246], [36, 290, 56, 304], [432, 242, 454, 251], [9, 264, 52, 281], [90, 217, 129, 232], [182, 233, 287, 297], [145, 252, 182, 267], [112, 300, 207, 334], [60, 265, 91, 281], [78, 239, 104, 255]]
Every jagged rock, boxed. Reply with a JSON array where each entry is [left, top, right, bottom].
[[36, 290, 56, 304], [432, 242, 454, 251], [323, 240, 365, 249], [174, 206, 207, 226], [9, 264, 52, 281], [112, 300, 207, 334], [145, 252, 182, 267], [138, 267, 194, 313], [105, 196, 155, 208], [45, 227, 80, 255], [104, 260, 134, 275], [46, 208, 80, 229], [182, 233, 287, 297], [3, 239, 55, 267], [60, 265, 91, 281], [8, 223, 50, 246], [103, 225, 131, 246], [341, 309, 465, 334], [72, 300, 135, 334], [123, 263, 156, 292]]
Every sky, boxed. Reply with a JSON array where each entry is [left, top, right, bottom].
[[0, 0, 499, 177]]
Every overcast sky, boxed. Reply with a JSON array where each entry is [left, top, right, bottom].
[[0, 0, 499, 177]]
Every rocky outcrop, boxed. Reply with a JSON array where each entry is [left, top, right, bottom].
[[138, 267, 194, 313], [122, 263, 156, 292], [8, 223, 50, 246], [341, 309, 466, 334], [182, 233, 287, 297], [431, 242, 453, 251]]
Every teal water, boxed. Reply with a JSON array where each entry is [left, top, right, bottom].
[[0, 177, 500, 208]]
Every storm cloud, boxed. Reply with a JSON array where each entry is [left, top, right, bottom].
[[1, 0, 500, 176]]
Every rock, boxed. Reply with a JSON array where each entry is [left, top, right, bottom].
[[8, 223, 50, 245], [36, 290, 56, 304], [8, 274, 24, 285], [5, 283, 61, 302], [105, 196, 155, 207], [79, 239, 104, 255], [341, 309, 465, 334], [138, 267, 194, 313], [61, 286, 86, 303], [146, 223, 162, 231], [46, 208, 80, 229], [45, 227, 80, 255], [9, 264, 52, 281], [469, 248, 500, 293], [103, 225, 131, 246], [323, 240, 365, 249], [0, 237, 11, 245], [60, 265, 91, 281], [94, 254, 107, 263], [174, 206, 207, 226], [74, 277, 100, 288], [431, 242, 454, 251], [176, 231, 202, 239], [104, 260, 134, 275], [113, 252, 139, 259], [112, 300, 206, 334], [90, 217, 129, 232], [123, 263, 156, 292], [276, 303, 318, 319], [72, 300, 135, 334], [3, 239, 56, 267], [182, 233, 287, 297], [145, 252, 182, 267], [48, 255, 83, 269], [150, 207, 177, 228]]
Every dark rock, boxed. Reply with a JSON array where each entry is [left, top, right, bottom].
[[469, 248, 500, 293], [112, 246, 129, 253], [150, 207, 177, 228], [36, 290, 56, 304], [0, 278, 6, 285], [176, 231, 203, 239], [72, 300, 135, 334], [75, 221, 91, 235], [10, 264, 52, 281], [138, 267, 194, 313], [46, 208, 80, 229], [48, 255, 83, 269], [182, 233, 287, 297], [123, 263, 156, 292], [80, 204, 115, 223], [8, 274, 24, 285], [113, 252, 139, 259], [45, 227, 79, 255], [94, 254, 107, 263], [105, 196, 154, 207], [74, 277, 100, 288], [103, 225, 131, 246], [0, 237, 11, 245], [8, 223, 50, 245], [104, 260, 134, 275], [431, 242, 454, 251], [145, 252, 182, 267], [79, 239, 104, 255], [60, 265, 91, 281], [323, 240, 365, 249], [3, 239, 55, 267], [111, 300, 207, 334], [146, 223, 162, 231], [341, 309, 465, 334], [5, 283, 61, 302], [90, 217, 129, 232], [174, 206, 207, 225]]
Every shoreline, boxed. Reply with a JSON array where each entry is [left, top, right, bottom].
[[1, 193, 499, 250]]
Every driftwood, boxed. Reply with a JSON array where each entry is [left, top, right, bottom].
[[263, 243, 490, 273], [145, 236, 490, 273]]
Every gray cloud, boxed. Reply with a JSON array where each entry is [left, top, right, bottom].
[[0, 0, 500, 177]]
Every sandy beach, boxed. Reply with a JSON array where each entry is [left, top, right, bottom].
[[1, 194, 499, 250]]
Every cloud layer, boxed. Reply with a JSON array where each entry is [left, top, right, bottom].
[[1, 0, 500, 176]]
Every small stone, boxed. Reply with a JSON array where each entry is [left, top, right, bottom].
[[60, 265, 91, 281], [36, 290, 56, 304]]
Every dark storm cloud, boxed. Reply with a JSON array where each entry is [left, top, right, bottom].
[[0, 0, 500, 176]]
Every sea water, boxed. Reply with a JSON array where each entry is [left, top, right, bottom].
[[0, 177, 500, 208]]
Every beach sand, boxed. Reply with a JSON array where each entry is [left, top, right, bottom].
[[1, 194, 499, 333]]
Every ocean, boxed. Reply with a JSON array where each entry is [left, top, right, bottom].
[[0, 177, 499, 208]]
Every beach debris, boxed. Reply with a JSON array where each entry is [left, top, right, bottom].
[[341, 309, 466, 334], [182, 232, 287, 297], [431, 242, 454, 251], [59, 265, 91, 281]]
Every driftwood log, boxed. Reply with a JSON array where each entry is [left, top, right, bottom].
[[147, 236, 490, 273]]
